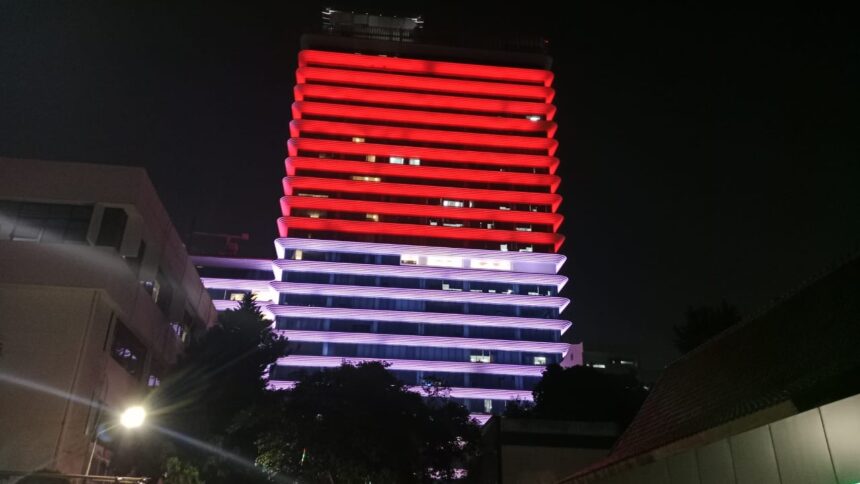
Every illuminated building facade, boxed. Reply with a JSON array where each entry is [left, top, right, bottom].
[[196, 26, 578, 420]]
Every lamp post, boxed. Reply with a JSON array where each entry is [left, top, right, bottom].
[[84, 405, 147, 480]]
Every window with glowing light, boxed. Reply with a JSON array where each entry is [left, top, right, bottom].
[[110, 321, 147, 378], [470, 352, 492, 363], [426, 256, 463, 268], [400, 254, 420, 265]]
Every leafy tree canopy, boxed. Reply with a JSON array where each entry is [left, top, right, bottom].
[[511, 364, 648, 430], [256, 362, 480, 483]]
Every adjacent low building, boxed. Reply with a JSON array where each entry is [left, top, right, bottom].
[[0, 158, 215, 476], [559, 256, 860, 484], [476, 417, 618, 484]]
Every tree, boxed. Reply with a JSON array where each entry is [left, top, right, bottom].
[[673, 300, 741, 354], [525, 364, 647, 429], [116, 293, 287, 483], [255, 362, 480, 483]]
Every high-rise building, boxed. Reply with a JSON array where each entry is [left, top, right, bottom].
[[196, 15, 578, 421]]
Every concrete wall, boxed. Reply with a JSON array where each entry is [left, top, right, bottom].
[[575, 393, 860, 484], [503, 445, 607, 484], [0, 286, 135, 473]]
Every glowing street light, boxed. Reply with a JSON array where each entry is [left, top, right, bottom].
[[85, 404, 147, 479], [119, 405, 146, 429]]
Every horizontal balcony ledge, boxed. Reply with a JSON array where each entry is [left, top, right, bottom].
[[276, 354, 548, 376], [277, 329, 570, 354]]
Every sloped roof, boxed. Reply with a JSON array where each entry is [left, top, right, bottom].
[[564, 256, 860, 481]]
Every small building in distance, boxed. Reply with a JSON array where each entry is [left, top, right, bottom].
[[0, 158, 216, 476], [582, 345, 640, 378], [475, 416, 618, 484], [559, 255, 860, 484]]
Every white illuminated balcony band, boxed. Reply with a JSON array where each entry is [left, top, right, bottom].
[[202, 278, 568, 310], [273, 259, 568, 290], [276, 355, 547, 377], [275, 238, 566, 274], [213, 302, 572, 333], [268, 381, 534, 402], [267, 281, 570, 311], [277, 329, 570, 355]]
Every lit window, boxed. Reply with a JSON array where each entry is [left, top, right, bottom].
[[366, 213, 379, 222], [294, 249, 303, 260], [169, 322, 188, 342], [442, 199, 464, 208], [400, 254, 420, 265], [500, 244, 508, 252], [352, 137, 365, 143], [484, 399, 493, 413], [526, 115, 542, 122], [620, 360, 636, 366], [441, 283, 462, 292], [426, 256, 463, 268], [484, 222, 494, 229], [229, 292, 246, 302], [110, 321, 147, 378], [592, 363, 606, 369], [519, 246, 534, 253], [516, 225, 532, 232], [528, 291, 540, 296], [296, 193, 328, 198], [471, 259, 512, 271], [534, 356, 547, 365], [408, 158, 421, 165], [499, 206, 511, 211], [366, 155, 376, 162], [307, 211, 322, 218], [429, 220, 438, 226], [470, 354, 492, 363], [442, 221, 463, 227], [147, 375, 161, 388], [351, 176, 381, 182], [389, 156, 404, 164]]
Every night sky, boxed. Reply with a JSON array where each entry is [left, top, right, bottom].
[[2, 2, 858, 378]]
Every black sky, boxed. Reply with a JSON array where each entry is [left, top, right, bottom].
[[2, 1, 858, 377]]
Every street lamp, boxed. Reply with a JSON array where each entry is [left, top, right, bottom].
[[119, 406, 146, 429], [84, 405, 147, 480]]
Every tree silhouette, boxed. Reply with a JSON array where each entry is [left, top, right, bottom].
[[528, 364, 647, 429], [116, 293, 287, 483], [673, 300, 741, 354], [256, 362, 480, 483]]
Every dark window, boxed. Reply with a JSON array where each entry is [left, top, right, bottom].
[[125, 240, 146, 275], [155, 269, 173, 315], [1, 200, 92, 243], [96, 207, 128, 249], [110, 321, 147, 378]]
